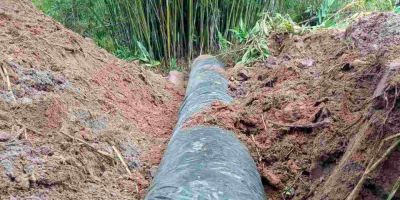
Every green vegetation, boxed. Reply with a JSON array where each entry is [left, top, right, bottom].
[[33, 0, 268, 68], [221, 13, 301, 64], [33, 0, 399, 70]]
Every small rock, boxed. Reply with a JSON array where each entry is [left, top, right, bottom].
[[1, 159, 15, 180], [0, 111, 10, 121], [40, 146, 54, 156], [297, 58, 315, 68], [150, 166, 158, 178], [265, 56, 278, 66], [0, 92, 16, 103], [288, 160, 301, 173], [24, 164, 35, 174], [351, 59, 368, 68], [237, 69, 250, 81], [283, 54, 292, 61], [261, 168, 283, 189], [388, 59, 400, 70], [168, 70, 184, 87], [228, 82, 237, 91], [80, 130, 94, 141], [282, 102, 305, 122], [0, 131, 11, 142], [16, 175, 30, 190], [20, 97, 32, 105], [373, 59, 400, 98]]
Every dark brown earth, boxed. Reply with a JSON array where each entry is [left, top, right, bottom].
[[1, 1, 400, 200], [185, 13, 400, 200]]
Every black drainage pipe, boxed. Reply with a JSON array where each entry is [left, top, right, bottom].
[[145, 55, 265, 200]]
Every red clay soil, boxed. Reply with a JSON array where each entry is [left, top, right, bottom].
[[0, 0, 183, 199], [184, 13, 400, 200]]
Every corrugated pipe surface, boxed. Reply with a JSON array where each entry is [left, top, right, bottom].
[[145, 55, 265, 200]]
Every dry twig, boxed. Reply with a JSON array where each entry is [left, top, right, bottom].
[[60, 131, 114, 160], [346, 133, 400, 200], [261, 114, 268, 132], [112, 145, 132, 176], [387, 176, 400, 200], [250, 134, 262, 163], [0, 65, 11, 91], [0, 63, 16, 102]]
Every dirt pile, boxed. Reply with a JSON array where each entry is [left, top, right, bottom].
[[185, 13, 400, 199], [0, 0, 183, 199]]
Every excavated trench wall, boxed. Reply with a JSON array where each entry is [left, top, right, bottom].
[[145, 55, 265, 200]]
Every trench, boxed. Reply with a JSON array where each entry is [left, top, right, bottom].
[[145, 55, 265, 200]]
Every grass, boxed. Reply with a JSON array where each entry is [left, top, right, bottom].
[[218, 13, 301, 64], [222, 0, 398, 64]]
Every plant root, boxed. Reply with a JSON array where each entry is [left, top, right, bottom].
[[346, 133, 400, 200]]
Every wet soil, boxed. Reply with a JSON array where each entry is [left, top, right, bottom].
[[185, 13, 400, 200]]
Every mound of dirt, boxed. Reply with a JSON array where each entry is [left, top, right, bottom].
[[185, 13, 400, 199], [0, 0, 183, 199]]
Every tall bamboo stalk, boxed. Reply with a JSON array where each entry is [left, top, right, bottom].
[[102, 0, 269, 64]]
